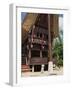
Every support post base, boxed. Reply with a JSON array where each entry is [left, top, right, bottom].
[[32, 65, 34, 72], [48, 61, 53, 74]]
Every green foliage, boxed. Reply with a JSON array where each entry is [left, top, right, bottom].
[[56, 59, 63, 68], [53, 30, 63, 67]]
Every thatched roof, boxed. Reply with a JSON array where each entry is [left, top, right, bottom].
[[22, 13, 38, 42], [22, 13, 59, 42]]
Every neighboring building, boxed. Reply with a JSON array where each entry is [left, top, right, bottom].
[[21, 13, 59, 73]]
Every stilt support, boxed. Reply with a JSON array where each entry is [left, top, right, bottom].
[[48, 14, 53, 74], [32, 65, 34, 72], [41, 64, 44, 73], [48, 61, 53, 74]]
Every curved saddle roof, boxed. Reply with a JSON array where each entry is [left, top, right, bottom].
[[22, 13, 59, 42]]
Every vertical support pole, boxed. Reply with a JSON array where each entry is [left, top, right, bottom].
[[32, 25, 35, 42], [48, 14, 53, 74], [40, 50, 42, 58], [28, 49, 31, 65], [41, 64, 44, 73], [26, 57, 27, 65], [29, 49, 31, 58], [40, 50, 44, 73], [32, 65, 34, 72], [31, 25, 35, 72]]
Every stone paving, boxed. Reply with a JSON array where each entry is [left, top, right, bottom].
[[21, 67, 63, 77]]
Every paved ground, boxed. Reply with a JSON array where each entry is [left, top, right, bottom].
[[21, 67, 63, 77]]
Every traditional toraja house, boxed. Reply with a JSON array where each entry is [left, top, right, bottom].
[[21, 13, 59, 73]]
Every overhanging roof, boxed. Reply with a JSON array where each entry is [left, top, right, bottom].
[[22, 13, 59, 42]]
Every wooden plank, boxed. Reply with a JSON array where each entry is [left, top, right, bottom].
[[30, 57, 48, 65]]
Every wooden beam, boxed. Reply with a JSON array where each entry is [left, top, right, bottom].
[[48, 14, 52, 61]]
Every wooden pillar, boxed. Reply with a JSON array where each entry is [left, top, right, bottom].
[[31, 25, 35, 72], [29, 49, 31, 59], [32, 65, 34, 72], [40, 50, 42, 58], [28, 48, 31, 65], [48, 14, 53, 73], [32, 25, 35, 41], [40, 50, 44, 73], [41, 64, 44, 73]]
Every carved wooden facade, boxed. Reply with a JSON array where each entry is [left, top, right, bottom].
[[21, 13, 59, 72]]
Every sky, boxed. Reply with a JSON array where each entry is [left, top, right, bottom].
[[21, 12, 27, 22], [59, 15, 63, 30]]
